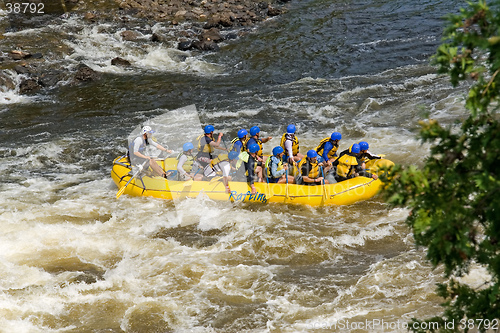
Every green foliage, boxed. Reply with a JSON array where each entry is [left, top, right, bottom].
[[382, 0, 500, 331]]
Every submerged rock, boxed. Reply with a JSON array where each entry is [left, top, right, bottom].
[[74, 64, 100, 82], [111, 57, 132, 67], [19, 78, 41, 94], [0, 71, 16, 91]]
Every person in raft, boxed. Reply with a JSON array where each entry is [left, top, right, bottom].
[[297, 150, 330, 185], [265, 146, 292, 184], [196, 125, 226, 168], [332, 143, 378, 182], [280, 124, 303, 164], [129, 125, 173, 178], [245, 143, 263, 194], [246, 126, 272, 165], [177, 142, 203, 181], [203, 151, 240, 194], [315, 131, 342, 165], [358, 141, 382, 163], [230, 129, 249, 152]]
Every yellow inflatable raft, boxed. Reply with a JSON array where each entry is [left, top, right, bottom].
[[111, 156, 393, 206]]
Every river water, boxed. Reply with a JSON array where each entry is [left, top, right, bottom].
[[0, 0, 478, 332]]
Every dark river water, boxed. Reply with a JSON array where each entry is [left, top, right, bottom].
[[0, 0, 477, 332]]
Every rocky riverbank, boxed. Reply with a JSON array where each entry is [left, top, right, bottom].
[[0, 0, 290, 96]]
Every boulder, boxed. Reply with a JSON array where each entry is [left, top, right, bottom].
[[19, 78, 41, 94], [0, 71, 16, 91], [178, 40, 193, 51], [8, 50, 31, 61], [38, 70, 65, 88], [120, 30, 141, 41], [201, 28, 223, 43], [191, 39, 220, 52], [74, 64, 99, 82], [111, 57, 132, 67]]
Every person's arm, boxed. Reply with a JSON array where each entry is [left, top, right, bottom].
[[133, 139, 150, 160], [177, 155, 189, 178], [322, 142, 332, 162], [364, 151, 381, 160], [210, 133, 227, 150], [271, 158, 286, 178], [284, 140, 294, 163], [149, 139, 173, 153]]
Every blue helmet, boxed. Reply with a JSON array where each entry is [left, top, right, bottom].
[[351, 144, 361, 154], [287, 124, 296, 134], [307, 150, 318, 158], [250, 126, 260, 136], [248, 143, 260, 154], [237, 129, 248, 139], [272, 146, 284, 156], [359, 141, 369, 151], [204, 125, 215, 134], [331, 132, 342, 141], [228, 151, 239, 160], [183, 142, 194, 151]]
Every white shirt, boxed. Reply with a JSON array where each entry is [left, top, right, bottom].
[[203, 160, 231, 178], [284, 134, 294, 157]]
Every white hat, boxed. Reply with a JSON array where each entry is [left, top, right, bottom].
[[141, 125, 154, 135]]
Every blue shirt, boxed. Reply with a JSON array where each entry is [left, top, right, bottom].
[[232, 140, 243, 152], [322, 141, 337, 161], [270, 156, 286, 178]]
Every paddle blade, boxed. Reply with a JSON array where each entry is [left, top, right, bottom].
[[116, 185, 127, 199], [183, 179, 194, 187]]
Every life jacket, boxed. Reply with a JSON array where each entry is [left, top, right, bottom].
[[359, 151, 380, 163], [280, 133, 299, 156], [205, 153, 229, 176], [197, 134, 214, 158], [336, 145, 359, 178], [176, 152, 194, 172], [245, 154, 258, 178], [247, 137, 263, 157], [297, 158, 320, 179], [265, 156, 284, 179], [230, 137, 248, 152], [315, 137, 338, 160]]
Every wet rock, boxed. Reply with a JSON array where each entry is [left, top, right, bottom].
[[111, 57, 132, 67], [120, 30, 141, 41], [84, 12, 98, 21], [191, 39, 219, 52], [201, 28, 223, 43], [19, 78, 41, 94], [74, 64, 99, 82], [268, 6, 282, 16], [178, 40, 193, 51], [13, 64, 32, 75], [8, 50, 32, 61], [0, 71, 16, 91], [39, 70, 65, 88], [151, 32, 169, 43]]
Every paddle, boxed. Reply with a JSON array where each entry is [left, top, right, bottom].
[[183, 167, 201, 187], [116, 160, 147, 199], [321, 166, 327, 201], [285, 169, 289, 200]]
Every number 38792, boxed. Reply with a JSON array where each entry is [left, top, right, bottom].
[[5, 2, 45, 14]]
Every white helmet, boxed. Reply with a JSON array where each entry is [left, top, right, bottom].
[[141, 125, 154, 135]]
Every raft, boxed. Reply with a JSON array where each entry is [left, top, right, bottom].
[[111, 156, 393, 206]]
